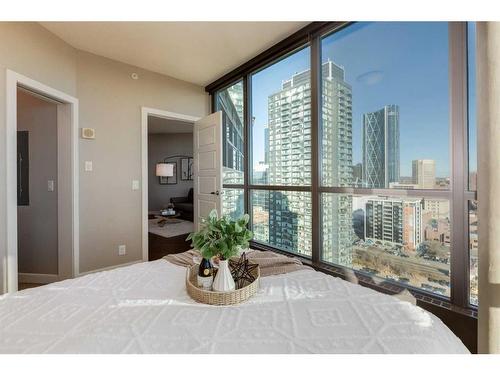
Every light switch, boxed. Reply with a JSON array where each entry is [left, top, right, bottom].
[[118, 245, 126, 256], [132, 180, 140, 191], [47, 180, 55, 192], [85, 161, 93, 172]]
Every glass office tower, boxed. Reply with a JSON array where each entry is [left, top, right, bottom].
[[363, 105, 400, 188]]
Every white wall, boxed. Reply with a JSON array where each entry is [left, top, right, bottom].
[[0, 22, 209, 291], [148, 133, 193, 211]]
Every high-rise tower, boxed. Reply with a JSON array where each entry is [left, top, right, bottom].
[[362, 105, 400, 188], [412, 159, 436, 189], [261, 61, 353, 265]]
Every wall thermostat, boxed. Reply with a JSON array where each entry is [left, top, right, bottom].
[[131, 73, 139, 80], [81, 128, 96, 139]]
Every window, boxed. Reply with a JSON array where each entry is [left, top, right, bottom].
[[222, 188, 244, 220], [215, 81, 245, 185], [251, 47, 311, 186], [469, 200, 478, 305], [319, 22, 455, 296], [251, 190, 312, 257], [467, 22, 478, 305], [249, 46, 312, 253], [211, 21, 476, 310], [321, 22, 449, 190], [322, 193, 451, 297]]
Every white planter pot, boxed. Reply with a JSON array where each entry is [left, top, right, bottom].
[[212, 259, 235, 292]]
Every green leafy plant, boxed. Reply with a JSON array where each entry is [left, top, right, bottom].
[[186, 209, 253, 260]]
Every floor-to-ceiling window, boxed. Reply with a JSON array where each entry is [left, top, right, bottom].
[[250, 46, 312, 257], [320, 22, 452, 297], [215, 81, 245, 219], [209, 21, 477, 310]]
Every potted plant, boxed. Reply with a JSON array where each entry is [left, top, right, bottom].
[[186, 209, 253, 292]]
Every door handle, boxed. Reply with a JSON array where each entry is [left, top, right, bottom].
[[210, 190, 220, 196]]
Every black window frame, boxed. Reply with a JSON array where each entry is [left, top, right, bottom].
[[207, 21, 477, 315]]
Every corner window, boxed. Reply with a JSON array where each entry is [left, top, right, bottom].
[[215, 81, 245, 185], [212, 21, 477, 308]]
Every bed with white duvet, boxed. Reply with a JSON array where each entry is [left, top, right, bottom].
[[0, 259, 469, 354]]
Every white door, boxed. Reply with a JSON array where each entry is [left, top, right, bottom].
[[193, 112, 223, 230]]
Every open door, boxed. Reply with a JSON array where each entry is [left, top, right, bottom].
[[193, 112, 223, 230]]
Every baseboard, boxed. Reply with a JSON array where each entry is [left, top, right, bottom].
[[18, 273, 60, 284], [78, 260, 143, 276]]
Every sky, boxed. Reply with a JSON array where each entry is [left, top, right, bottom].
[[250, 22, 477, 179]]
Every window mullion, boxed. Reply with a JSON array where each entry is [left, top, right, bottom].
[[244, 75, 251, 229], [247, 185, 311, 192], [449, 22, 469, 308], [310, 33, 321, 265], [319, 186, 452, 199]]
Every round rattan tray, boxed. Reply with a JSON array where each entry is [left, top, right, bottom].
[[186, 264, 260, 305]]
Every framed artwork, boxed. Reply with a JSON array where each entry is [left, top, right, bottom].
[[181, 157, 193, 181], [159, 162, 177, 185]]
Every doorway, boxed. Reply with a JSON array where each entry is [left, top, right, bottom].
[[140, 108, 225, 262], [141, 108, 200, 261], [4, 70, 79, 294], [147, 114, 195, 260], [16, 88, 59, 290]]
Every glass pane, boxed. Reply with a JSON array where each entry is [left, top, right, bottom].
[[221, 188, 244, 220], [469, 200, 478, 305], [251, 46, 311, 186], [215, 81, 245, 185], [321, 22, 449, 189], [322, 193, 451, 297], [468, 22, 477, 191], [251, 190, 312, 257]]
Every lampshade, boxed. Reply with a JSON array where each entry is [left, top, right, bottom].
[[156, 163, 174, 177]]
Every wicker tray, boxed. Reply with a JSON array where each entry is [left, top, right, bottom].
[[186, 264, 260, 305]]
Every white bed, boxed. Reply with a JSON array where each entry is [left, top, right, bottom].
[[0, 259, 469, 354]]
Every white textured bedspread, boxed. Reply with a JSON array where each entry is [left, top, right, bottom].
[[0, 260, 469, 354]]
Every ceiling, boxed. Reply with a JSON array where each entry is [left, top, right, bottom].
[[40, 22, 308, 86], [148, 116, 193, 134]]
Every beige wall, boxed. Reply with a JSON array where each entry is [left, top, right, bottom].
[[76, 50, 207, 272], [0, 23, 77, 292], [17, 89, 59, 275], [148, 133, 194, 211], [0, 22, 209, 290]]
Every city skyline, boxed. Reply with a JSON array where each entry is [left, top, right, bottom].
[[412, 159, 437, 189], [252, 22, 451, 178], [245, 56, 450, 296], [217, 21, 476, 303]]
